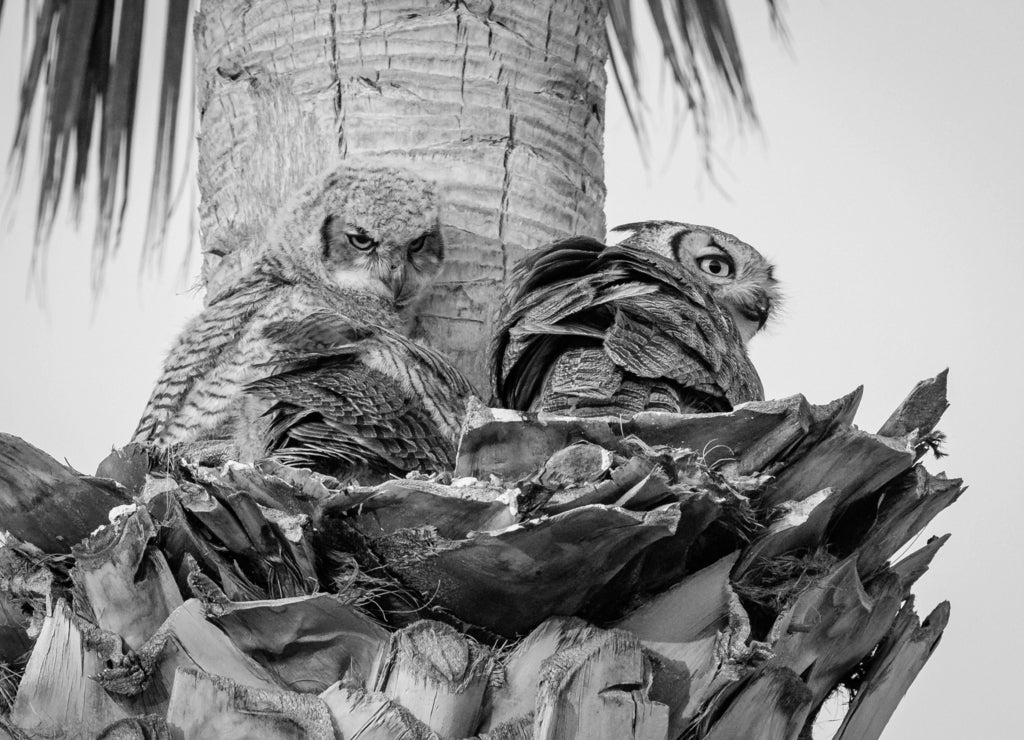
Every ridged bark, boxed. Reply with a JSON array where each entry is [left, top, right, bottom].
[[195, 0, 608, 390]]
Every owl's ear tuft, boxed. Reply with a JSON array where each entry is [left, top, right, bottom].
[[425, 224, 445, 262], [320, 214, 341, 260]]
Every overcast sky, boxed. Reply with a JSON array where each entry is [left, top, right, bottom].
[[2, 1, 1022, 738]]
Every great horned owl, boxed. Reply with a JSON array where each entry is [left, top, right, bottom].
[[492, 224, 778, 417], [132, 160, 446, 452], [612, 221, 779, 343], [245, 324, 474, 481]]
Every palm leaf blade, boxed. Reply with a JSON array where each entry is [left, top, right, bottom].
[[9, 0, 59, 183], [606, 0, 642, 93], [687, 0, 754, 114], [95, 0, 146, 267], [5, 0, 187, 287], [647, 0, 698, 103], [606, 0, 648, 146], [143, 0, 190, 264], [37, 0, 102, 243], [605, 0, 784, 153], [73, 0, 115, 216]]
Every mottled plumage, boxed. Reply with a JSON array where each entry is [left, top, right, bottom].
[[133, 161, 445, 452], [492, 235, 770, 417], [613, 220, 779, 343], [246, 325, 474, 480]]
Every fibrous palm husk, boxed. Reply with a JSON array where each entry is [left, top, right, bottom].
[[0, 371, 960, 739]]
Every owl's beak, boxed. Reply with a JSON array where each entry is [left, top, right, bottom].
[[388, 262, 408, 303], [731, 290, 772, 343], [369, 253, 406, 303], [755, 297, 772, 331], [739, 291, 772, 330]]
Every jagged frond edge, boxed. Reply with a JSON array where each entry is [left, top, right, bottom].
[[4, 0, 191, 292]]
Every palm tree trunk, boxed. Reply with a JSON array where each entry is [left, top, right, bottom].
[[195, 0, 608, 389]]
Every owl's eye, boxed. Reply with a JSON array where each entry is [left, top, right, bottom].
[[408, 234, 428, 254], [697, 256, 734, 278], [347, 232, 376, 251]]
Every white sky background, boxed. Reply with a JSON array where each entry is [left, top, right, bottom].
[[1, 1, 1022, 737]]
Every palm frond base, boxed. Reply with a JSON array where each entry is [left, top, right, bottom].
[[0, 372, 957, 739]]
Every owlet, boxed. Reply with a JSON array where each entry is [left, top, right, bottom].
[[245, 323, 475, 481], [492, 223, 779, 417], [132, 160, 447, 452]]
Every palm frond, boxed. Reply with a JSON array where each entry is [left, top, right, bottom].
[[4, 0, 784, 288], [605, 0, 788, 161], [94, 0, 145, 272], [5, 0, 190, 289], [606, 1, 648, 148], [143, 0, 190, 269], [765, 0, 790, 42]]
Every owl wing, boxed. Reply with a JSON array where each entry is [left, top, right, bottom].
[[375, 325, 477, 402], [245, 338, 460, 478], [491, 237, 605, 408], [492, 238, 763, 416], [601, 243, 764, 402], [132, 271, 284, 443], [258, 308, 375, 354], [263, 312, 472, 402]]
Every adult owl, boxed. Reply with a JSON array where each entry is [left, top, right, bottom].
[[613, 221, 779, 344], [132, 160, 448, 459], [491, 222, 779, 417]]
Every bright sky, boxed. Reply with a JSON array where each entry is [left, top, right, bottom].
[[2, 1, 1022, 738]]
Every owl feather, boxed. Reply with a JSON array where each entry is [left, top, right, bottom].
[[612, 220, 780, 342], [492, 236, 766, 417], [246, 326, 475, 480]]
